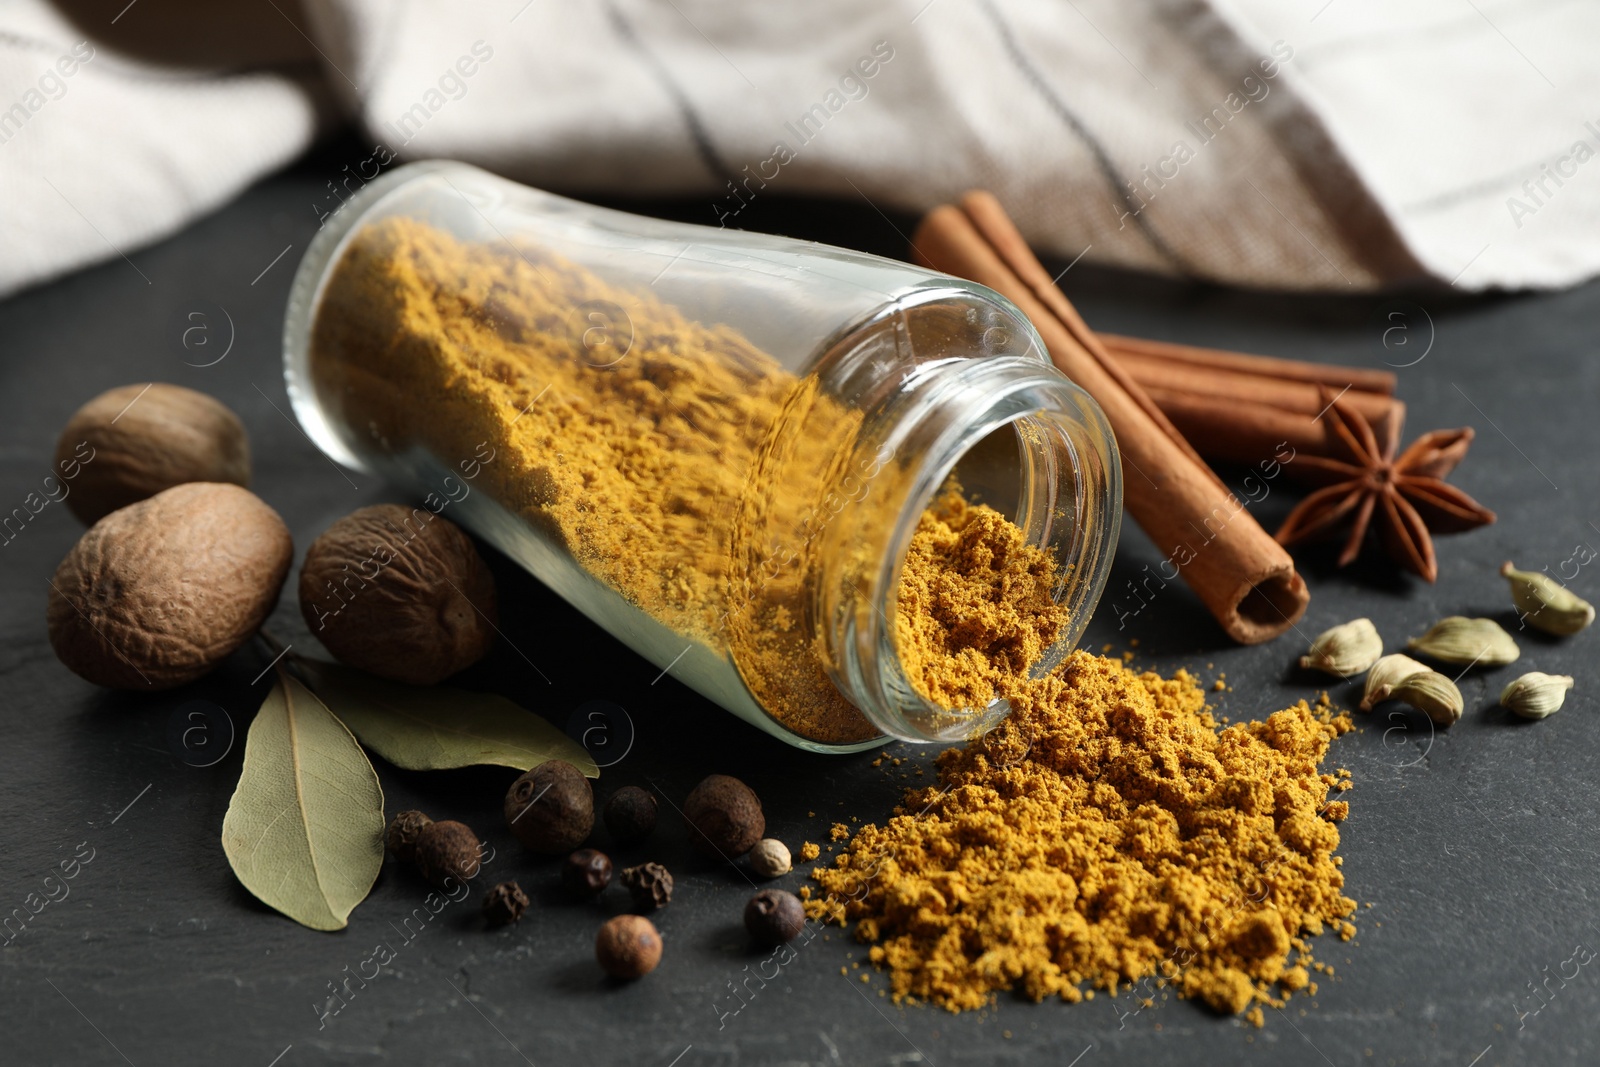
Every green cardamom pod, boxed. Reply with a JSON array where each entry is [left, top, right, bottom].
[[1390, 670, 1464, 726], [1299, 618, 1383, 677], [1501, 562, 1594, 636], [1406, 616, 1520, 667], [1499, 672, 1575, 720], [1360, 653, 1430, 711]]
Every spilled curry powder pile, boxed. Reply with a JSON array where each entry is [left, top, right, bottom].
[[805, 652, 1355, 1023]]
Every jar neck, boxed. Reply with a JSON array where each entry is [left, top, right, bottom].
[[815, 353, 1121, 744]]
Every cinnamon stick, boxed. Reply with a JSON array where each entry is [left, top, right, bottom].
[[1112, 350, 1396, 427], [1140, 385, 1404, 472], [912, 193, 1309, 644], [1109, 351, 1405, 467], [1098, 333, 1397, 395]]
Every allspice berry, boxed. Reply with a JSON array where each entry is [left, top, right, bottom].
[[55, 382, 251, 524], [748, 839, 791, 879], [482, 881, 529, 927], [299, 505, 497, 685], [682, 774, 764, 859], [47, 483, 292, 690], [620, 863, 673, 911], [505, 760, 593, 853], [414, 820, 483, 888], [744, 889, 805, 948], [595, 914, 662, 979], [385, 810, 432, 864], [603, 786, 658, 845], [562, 849, 613, 898]]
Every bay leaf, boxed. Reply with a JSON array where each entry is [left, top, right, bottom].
[[221, 668, 384, 931], [297, 659, 599, 777]]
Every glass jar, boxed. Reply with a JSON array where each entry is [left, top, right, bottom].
[[283, 161, 1121, 753]]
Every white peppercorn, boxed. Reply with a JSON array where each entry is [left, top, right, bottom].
[[748, 838, 791, 879]]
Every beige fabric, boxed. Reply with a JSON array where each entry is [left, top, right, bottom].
[[1, 0, 1596, 297]]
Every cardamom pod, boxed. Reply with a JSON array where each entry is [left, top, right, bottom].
[[1501, 562, 1594, 636], [1406, 616, 1520, 667], [1360, 652, 1430, 711], [1299, 618, 1383, 677], [1499, 672, 1575, 720], [1390, 670, 1464, 726]]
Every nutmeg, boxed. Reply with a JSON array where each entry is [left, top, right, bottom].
[[299, 504, 497, 685], [47, 483, 292, 690], [55, 383, 250, 525], [682, 774, 764, 859], [505, 760, 593, 853]]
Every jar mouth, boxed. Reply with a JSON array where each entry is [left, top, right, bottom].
[[835, 358, 1123, 744]]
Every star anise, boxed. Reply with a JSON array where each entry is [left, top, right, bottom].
[[1274, 390, 1495, 582]]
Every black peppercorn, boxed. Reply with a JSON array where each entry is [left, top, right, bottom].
[[562, 848, 613, 898], [482, 881, 529, 927], [414, 820, 483, 888], [596, 914, 662, 979], [385, 810, 432, 864], [505, 760, 594, 853], [683, 774, 764, 859], [620, 862, 673, 911], [744, 889, 805, 947], [603, 786, 658, 844]]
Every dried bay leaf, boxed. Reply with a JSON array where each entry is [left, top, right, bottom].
[[297, 659, 599, 777], [221, 669, 384, 931]]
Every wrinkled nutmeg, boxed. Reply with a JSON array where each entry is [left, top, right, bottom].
[[414, 820, 483, 888], [299, 505, 497, 685], [55, 382, 251, 525], [744, 889, 806, 948], [620, 862, 673, 911], [748, 839, 792, 879], [595, 914, 662, 979], [505, 760, 594, 853], [562, 849, 613, 898], [603, 786, 658, 844], [47, 483, 292, 689], [482, 881, 529, 927], [385, 810, 433, 864], [682, 774, 764, 859]]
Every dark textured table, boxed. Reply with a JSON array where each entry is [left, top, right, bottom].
[[4, 143, 1597, 1066]]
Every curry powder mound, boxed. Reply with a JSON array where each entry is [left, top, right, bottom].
[[806, 652, 1354, 1020], [895, 488, 1067, 710]]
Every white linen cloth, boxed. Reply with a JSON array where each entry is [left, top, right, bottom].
[[2, 0, 1597, 298]]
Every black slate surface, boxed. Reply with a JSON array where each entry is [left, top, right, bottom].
[[3, 145, 1598, 1067]]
